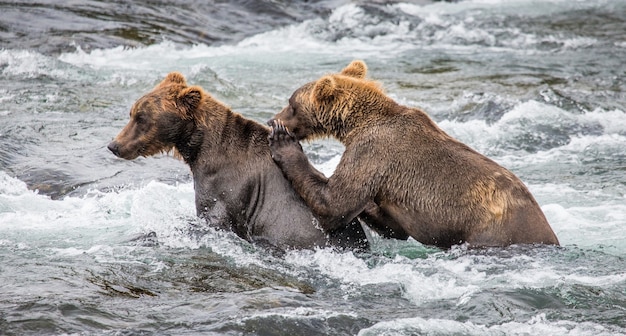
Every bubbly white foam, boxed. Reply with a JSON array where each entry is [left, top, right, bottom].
[[438, 101, 626, 162], [399, 0, 615, 17], [53, 0, 619, 80], [0, 173, 180, 242], [0, 172, 271, 270], [280, 215, 625, 309], [0, 174, 110, 231], [580, 108, 626, 135], [0, 50, 66, 79], [286, 247, 566, 306], [59, 42, 182, 71], [359, 314, 623, 336], [541, 201, 626, 251], [240, 304, 358, 322], [2, 2, 625, 334], [0, 171, 30, 196]]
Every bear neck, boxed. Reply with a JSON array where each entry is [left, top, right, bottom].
[[174, 118, 204, 165], [329, 94, 399, 143], [181, 102, 270, 167]]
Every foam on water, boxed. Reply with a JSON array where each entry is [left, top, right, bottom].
[[286, 248, 482, 306], [541, 201, 626, 253], [2, 1, 625, 333], [55, 0, 622, 74], [0, 49, 68, 79], [286, 241, 626, 305], [2, 182, 285, 301], [10, 162, 622, 329], [399, 0, 616, 17], [438, 101, 626, 156], [0, 172, 119, 233], [360, 314, 621, 336], [59, 42, 189, 71], [241, 306, 358, 324], [0, 171, 250, 258]]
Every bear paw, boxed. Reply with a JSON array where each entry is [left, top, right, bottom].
[[268, 119, 303, 163]]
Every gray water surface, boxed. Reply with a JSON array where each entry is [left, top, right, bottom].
[[1, 1, 625, 335]]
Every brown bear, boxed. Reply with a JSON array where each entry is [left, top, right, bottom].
[[107, 72, 369, 251], [267, 60, 559, 248]]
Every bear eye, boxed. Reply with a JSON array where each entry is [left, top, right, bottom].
[[135, 113, 146, 124]]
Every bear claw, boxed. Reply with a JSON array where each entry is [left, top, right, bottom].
[[268, 119, 302, 160], [269, 119, 295, 142]]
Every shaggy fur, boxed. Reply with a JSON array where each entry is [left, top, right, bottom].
[[268, 60, 559, 248], [108, 72, 369, 251]]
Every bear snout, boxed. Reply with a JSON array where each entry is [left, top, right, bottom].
[[107, 141, 121, 157]]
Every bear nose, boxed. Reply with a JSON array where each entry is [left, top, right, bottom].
[[107, 141, 121, 157]]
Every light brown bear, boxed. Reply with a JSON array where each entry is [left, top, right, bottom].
[[268, 60, 559, 248], [108, 72, 369, 251]]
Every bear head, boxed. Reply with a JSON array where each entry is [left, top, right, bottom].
[[268, 60, 383, 141], [108, 72, 203, 160]]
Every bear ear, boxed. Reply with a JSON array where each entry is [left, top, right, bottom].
[[158, 72, 187, 88], [177, 86, 203, 118], [312, 76, 337, 103], [340, 60, 367, 79]]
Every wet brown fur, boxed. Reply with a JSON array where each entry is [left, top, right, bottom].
[[109, 72, 369, 251], [268, 60, 559, 248]]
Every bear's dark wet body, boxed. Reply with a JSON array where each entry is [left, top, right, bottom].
[[109, 73, 368, 251]]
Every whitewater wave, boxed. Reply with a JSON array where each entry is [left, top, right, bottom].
[[53, 0, 624, 73], [284, 240, 626, 316], [359, 314, 624, 336], [0, 49, 80, 80], [0, 171, 191, 243], [438, 100, 625, 156]]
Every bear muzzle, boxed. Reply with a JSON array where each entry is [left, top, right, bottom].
[[107, 141, 121, 157]]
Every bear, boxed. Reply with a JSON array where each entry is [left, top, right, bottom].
[[267, 60, 560, 249], [107, 72, 369, 251]]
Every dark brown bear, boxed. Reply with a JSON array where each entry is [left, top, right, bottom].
[[268, 60, 559, 248], [108, 72, 369, 251]]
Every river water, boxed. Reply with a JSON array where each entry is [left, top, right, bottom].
[[1, 0, 625, 335]]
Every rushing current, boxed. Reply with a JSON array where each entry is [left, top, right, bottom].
[[1, 0, 625, 335]]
